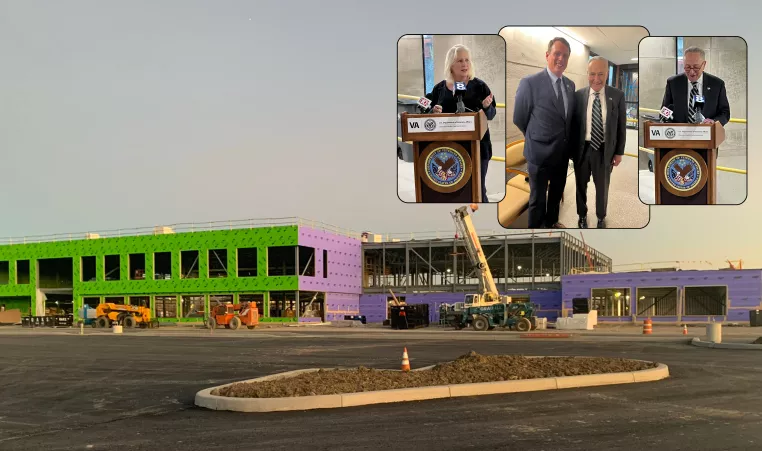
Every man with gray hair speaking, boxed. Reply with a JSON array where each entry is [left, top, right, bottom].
[[661, 46, 730, 125]]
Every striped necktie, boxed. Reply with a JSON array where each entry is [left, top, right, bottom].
[[591, 92, 603, 149], [688, 81, 699, 123]]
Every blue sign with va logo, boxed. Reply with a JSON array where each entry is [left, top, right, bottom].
[[665, 154, 701, 191], [425, 147, 466, 187]]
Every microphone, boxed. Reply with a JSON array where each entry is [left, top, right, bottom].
[[693, 95, 706, 123], [659, 105, 674, 123], [454, 81, 467, 113], [416, 96, 432, 113]]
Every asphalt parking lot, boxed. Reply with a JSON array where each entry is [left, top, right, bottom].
[[0, 330, 761, 450]]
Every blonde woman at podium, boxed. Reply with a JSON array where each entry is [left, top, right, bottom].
[[425, 44, 497, 202]]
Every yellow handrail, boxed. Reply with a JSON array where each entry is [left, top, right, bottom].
[[639, 107, 746, 124]]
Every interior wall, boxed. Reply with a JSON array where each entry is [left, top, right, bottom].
[[500, 27, 590, 145], [397, 35, 424, 98], [637, 36, 676, 166], [682, 37, 747, 154]]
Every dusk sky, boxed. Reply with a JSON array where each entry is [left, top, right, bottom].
[[0, 0, 756, 269]]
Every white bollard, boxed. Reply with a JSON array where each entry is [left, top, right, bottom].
[[80, 322, 84, 335], [113, 325, 123, 334], [706, 323, 722, 343]]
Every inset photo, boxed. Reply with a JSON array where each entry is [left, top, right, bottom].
[[498, 26, 649, 229], [638, 36, 747, 205], [397, 34, 506, 204]]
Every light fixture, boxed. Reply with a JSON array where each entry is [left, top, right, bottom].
[[631, 57, 639, 61], [517, 265, 522, 270], [546, 273, 550, 277]]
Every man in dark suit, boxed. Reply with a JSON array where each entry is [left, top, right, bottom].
[[571, 56, 626, 229], [661, 46, 730, 125], [513, 37, 576, 228]]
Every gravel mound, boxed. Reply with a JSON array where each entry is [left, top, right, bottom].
[[212, 352, 657, 398]]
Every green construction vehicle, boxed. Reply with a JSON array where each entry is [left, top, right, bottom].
[[444, 205, 538, 332]]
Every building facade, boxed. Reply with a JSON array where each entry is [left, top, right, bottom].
[[0, 222, 362, 323], [561, 269, 762, 323]]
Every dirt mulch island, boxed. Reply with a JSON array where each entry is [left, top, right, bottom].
[[212, 352, 658, 399]]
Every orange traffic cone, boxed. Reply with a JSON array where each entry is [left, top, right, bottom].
[[401, 347, 411, 372], [682, 324, 688, 335]]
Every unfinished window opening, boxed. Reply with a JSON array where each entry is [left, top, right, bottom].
[[128, 296, 150, 308], [684, 286, 727, 316], [180, 251, 199, 279], [154, 252, 172, 279], [181, 295, 205, 318], [268, 246, 296, 276], [82, 297, 100, 308], [104, 255, 120, 281], [269, 291, 297, 318], [298, 246, 315, 277], [155, 296, 177, 318], [237, 248, 258, 277], [16, 260, 30, 285], [0, 261, 9, 285], [82, 256, 96, 282], [208, 249, 228, 278], [38, 258, 74, 289], [636, 287, 677, 316], [591, 288, 631, 317], [44, 293, 73, 315], [239, 294, 265, 317], [323, 250, 328, 278], [129, 254, 146, 280], [298, 291, 325, 320]]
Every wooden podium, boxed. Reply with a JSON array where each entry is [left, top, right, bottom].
[[400, 111, 487, 203], [643, 121, 725, 205]]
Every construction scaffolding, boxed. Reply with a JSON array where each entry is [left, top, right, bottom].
[[362, 231, 611, 294]]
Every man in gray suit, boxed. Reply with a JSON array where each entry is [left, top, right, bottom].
[[571, 56, 626, 229], [513, 37, 576, 228]]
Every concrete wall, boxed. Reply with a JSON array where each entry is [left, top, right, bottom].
[[561, 269, 762, 323], [500, 27, 590, 145], [637, 37, 676, 167], [683, 37, 747, 203], [397, 35, 424, 98], [397, 34, 506, 158], [359, 290, 562, 324]]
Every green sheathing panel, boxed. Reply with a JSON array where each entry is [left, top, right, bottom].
[[0, 226, 298, 316]]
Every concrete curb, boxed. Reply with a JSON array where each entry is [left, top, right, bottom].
[[691, 337, 762, 350], [195, 360, 670, 413]]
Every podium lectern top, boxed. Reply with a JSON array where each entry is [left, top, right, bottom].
[[400, 111, 488, 143], [643, 121, 725, 149]]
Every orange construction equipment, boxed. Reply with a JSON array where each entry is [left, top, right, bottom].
[[401, 347, 411, 372], [643, 318, 653, 335], [682, 324, 688, 335], [207, 302, 259, 330]]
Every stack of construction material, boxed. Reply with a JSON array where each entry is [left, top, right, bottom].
[[555, 310, 597, 330]]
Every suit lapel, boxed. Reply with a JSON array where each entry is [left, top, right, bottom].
[[605, 87, 614, 138]]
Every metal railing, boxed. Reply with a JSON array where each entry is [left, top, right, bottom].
[[0, 217, 363, 246]]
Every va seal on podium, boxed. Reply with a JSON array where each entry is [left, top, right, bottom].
[[417, 142, 472, 193], [424, 118, 437, 131], [661, 150, 709, 197]]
